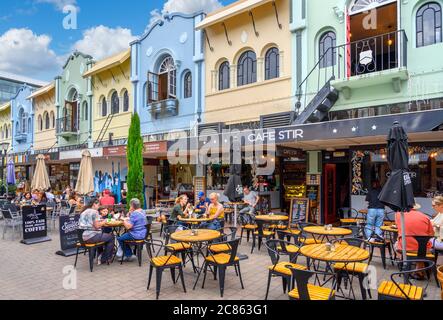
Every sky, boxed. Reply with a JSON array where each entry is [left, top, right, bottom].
[[0, 0, 235, 82]]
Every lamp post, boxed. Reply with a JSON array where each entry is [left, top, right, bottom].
[[0, 142, 10, 196]]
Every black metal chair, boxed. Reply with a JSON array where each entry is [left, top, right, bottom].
[[378, 259, 434, 300], [208, 227, 238, 254], [251, 220, 275, 253], [163, 225, 195, 270], [146, 238, 186, 300], [287, 267, 337, 300], [196, 238, 244, 298], [74, 229, 107, 272], [264, 239, 306, 300], [339, 208, 362, 226], [119, 221, 154, 267], [275, 230, 302, 263]]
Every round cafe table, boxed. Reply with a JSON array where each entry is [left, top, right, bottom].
[[303, 226, 352, 242], [255, 215, 289, 222], [178, 216, 214, 229]]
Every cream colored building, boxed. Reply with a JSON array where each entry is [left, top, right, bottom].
[[0, 102, 12, 149], [197, 0, 293, 125], [83, 49, 132, 146], [28, 83, 56, 152]]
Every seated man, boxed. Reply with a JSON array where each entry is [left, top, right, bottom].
[[117, 198, 147, 261], [195, 191, 210, 215], [239, 186, 259, 224], [100, 189, 115, 206]]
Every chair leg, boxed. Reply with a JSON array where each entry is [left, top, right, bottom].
[[147, 265, 154, 290], [171, 267, 176, 284], [88, 248, 95, 272], [258, 236, 262, 251], [247, 230, 251, 242], [265, 271, 272, 300], [213, 265, 218, 280], [155, 268, 163, 300], [380, 246, 387, 270], [386, 243, 394, 266], [137, 244, 143, 267], [218, 266, 226, 298], [237, 263, 244, 289], [120, 243, 125, 265], [282, 277, 287, 293], [358, 274, 367, 300], [251, 235, 255, 254], [179, 266, 187, 293], [202, 263, 209, 289], [74, 248, 80, 268]]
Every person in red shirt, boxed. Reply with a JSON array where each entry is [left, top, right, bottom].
[[395, 203, 434, 252], [100, 189, 115, 206]]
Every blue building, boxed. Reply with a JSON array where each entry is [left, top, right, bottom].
[[130, 12, 206, 138], [11, 85, 39, 154]]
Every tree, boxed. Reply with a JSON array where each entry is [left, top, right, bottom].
[[126, 113, 144, 208]]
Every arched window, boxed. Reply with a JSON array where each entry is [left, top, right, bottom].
[[184, 71, 192, 98], [7, 125, 10, 138], [19, 108, 26, 133], [265, 47, 280, 80], [219, 61, 230, 91], [319, 31, 336, 68], [83, 102, 88, 121], [38, 115, 43, 131], [123, 90, 129, 112], [101, 97, 107, 117], [44, 112, 50, 130], [350, 0, 392, 13], [27, 118, 31, 134], [416, 2, 442, 47], [4, 124, 7, 138], [50, 111, 55, 128], [111, 91, 119, 114], [237, 50, 257, 86], [159, 56, 176, 98]]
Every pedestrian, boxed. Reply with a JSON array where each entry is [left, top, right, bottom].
[[364, 180, 385, 241]]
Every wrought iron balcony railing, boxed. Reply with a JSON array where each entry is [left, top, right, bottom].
[[56, 116, 79, 135]]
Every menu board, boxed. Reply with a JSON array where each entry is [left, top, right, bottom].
[[21, 205, 51, 245], [289, 198, 309, 225], [193, 176, 206, 204], [56, 214, 81, 256]]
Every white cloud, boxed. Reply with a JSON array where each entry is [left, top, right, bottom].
[[148, 0, 222, 28], [34, 0, 78, 11], [0, 28, 61, 79], [72, 25, 136, 61]]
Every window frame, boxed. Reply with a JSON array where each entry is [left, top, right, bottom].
[[416, 2, 442, 47], [237, 50, 257, 87], [265, 47, 280, 80], [183, 71, 192, 99], [319, 31, 337, 68], [218, 61, 230, 91]]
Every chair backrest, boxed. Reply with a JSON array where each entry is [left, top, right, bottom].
[[264, 239, 281, 265], [2, 209, 12, 220], [391, 259, 435, 299], [77, 229, 86, 245], [68, 205, 77, 215], [224, 238, 240, 264], [410, 235, 433, 259], [222, 227, 238, 241], [289, 268, 336, 301], [256, 220, 266, 236]]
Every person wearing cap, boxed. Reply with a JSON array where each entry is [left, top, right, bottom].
[[195, 191, 210, 215], [100, 189, 115, 206]]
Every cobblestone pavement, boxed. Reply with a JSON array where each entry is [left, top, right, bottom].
[[0, 221, 441, 300]]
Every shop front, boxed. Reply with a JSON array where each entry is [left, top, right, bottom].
[[30, 151, 68, 193], [13, 153, 32, 192]]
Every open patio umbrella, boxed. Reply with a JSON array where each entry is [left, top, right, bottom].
[[31, 154, 51, 191], [75, 150, 94, 195], [378, 121, 415, 262], [6, 160, 16, 185]]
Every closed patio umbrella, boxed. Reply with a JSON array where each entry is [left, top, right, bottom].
[[379, 121, 415, 262], [7, 160, 16, 185], [75, 150, 94, 195], [31, 154, 51, 191]]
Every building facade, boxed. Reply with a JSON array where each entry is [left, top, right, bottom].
[[0, 102, 11, 150], [11, 85, 36, 154]]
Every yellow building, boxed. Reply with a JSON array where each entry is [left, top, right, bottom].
[[83, 49, 132, 146], [197, 0, 293, 125], [28, 83, 56, 152], [0, 102, 12, 150]]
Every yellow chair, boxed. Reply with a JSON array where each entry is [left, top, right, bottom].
[[287, 267, 336, 300]]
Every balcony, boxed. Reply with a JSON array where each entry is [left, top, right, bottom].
[[56, 116, 79, 138], [15, 132, 27, 142], [148, 99, 179, 120]]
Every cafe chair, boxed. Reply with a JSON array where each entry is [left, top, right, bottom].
[[275, 231, 301, 263], [332, 238, 372, 300], [367, 229, 394, 270], [74, 229, 107, 272], [146, 239, 186, 300], [251, 220, 275, 254], [339, 208, 362, 226], [120, 225, 153, 267], [1, 208, 22, 240], [287, 267, 337, 300], [437, 266, 443, 300], [297, 222, 325, 246], [264, 239, 307, 300], [277, 226, 301, 244], [378, 259, 435, 300], [239, 214, 257, 244], [196, 238, 244, 298], [208, 227, 238, 254], [404, 235, 439, 287], [163, 225, 196, 271]]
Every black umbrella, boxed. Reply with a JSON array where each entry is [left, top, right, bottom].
[[378, 121, 414, 261], [224, 143, 244, 227]]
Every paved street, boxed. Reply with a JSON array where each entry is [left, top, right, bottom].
[[0, 222, 441, 300]]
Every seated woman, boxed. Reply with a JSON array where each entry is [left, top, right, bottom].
[[200, 193, 224, 231], [68, 194, 78, 207], [78, 199, 115, 265], [170, 195, 192, 226], [117, 198, 147, 261], [21, 192, 33, 205], [431, 196, 443, 251]]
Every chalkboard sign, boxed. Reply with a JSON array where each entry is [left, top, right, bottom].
[[56, 214, 81, 257], [21, 205, 51, 245], [289, 198, 310, 225]]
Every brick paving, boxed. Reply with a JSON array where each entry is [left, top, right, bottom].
[[0, 220, 441, 300]]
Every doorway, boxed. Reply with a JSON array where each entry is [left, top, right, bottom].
[[323, 163, 350, 225]]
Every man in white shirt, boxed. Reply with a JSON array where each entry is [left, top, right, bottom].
[[239, 186, 260, 224]]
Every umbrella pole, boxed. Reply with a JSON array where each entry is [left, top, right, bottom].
[[400, 211, 407, 262]]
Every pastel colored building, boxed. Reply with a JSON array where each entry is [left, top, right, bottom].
[[55, 51, 94, 150], [0, 102, 12, 149], [83, 49, 132, 147], [130, 12, 206, 137], [11, 85, 37, 154], [197, 0, 293, 126], [28, 83, 57, 152]]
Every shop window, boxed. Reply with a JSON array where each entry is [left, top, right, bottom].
[[111, 91, 119, 115], [237, 50, 257, 86], [265, 47, 280, 80], [218, 61, 230, 91], [183, 71, 192, 99], [319, 31, 336, 68], [416, 2, 442, 47]]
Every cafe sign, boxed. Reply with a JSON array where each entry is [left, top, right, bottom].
[[143, 141, 167, 155]]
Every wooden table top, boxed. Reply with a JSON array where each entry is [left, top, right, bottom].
[[178, 216, 213, 223], [171, 229, 221, 243], [303, 226, 353, 236], [103, 220, 124, 228], [255, 215, 289, 222], [358, 209, 368, 215], [227, 202, 244, 206], [300, 244, 370, 263], [381, 225, 398, 233]]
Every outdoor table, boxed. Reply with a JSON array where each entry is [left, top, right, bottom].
[[227, 202, 245, 228], [358, 209, 368, 215], [303, 226, 352, 243], [178, 216, 214, 229], [255, 215, 289, 222], [103, 220, 125, 237]]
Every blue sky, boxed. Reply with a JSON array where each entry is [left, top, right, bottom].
[[0, 0, 235, 81]]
